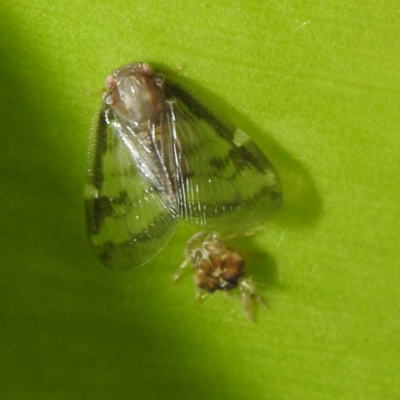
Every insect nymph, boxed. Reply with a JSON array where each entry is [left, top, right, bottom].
[[85, 62, 282, 270], [174, 231, 266, 320]]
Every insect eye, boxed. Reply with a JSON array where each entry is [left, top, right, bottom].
[[154, 77, 164, 88], [104, 74, 116, 92], [103, 93, 113, 106], [141, 62, 154, 75]]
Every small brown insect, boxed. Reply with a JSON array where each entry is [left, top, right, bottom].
[[174, 231, 266, 320]]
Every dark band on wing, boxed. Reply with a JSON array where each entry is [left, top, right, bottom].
[[229, 143, 273, 174], [95, 211, 175, 266], [165, 81, 235, 142], [85, 190, 132, 235], [205, 148, 276, 183], [89, 108, 109, 190]]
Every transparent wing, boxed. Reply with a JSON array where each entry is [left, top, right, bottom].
[[165, 82, 282, 231], [85, 109, 177, 270]]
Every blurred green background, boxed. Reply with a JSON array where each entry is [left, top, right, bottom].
[[1, 1, 399, 399]]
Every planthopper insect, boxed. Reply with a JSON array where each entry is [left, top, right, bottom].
[[85, 62, 282, 270], [174, 231, 267, 321]]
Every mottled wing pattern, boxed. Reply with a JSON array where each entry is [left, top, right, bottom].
[[85, 109, 177, 270], [165, 83, 282, 231]]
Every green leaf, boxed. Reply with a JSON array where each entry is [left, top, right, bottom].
[[1, 1, 399, 399]]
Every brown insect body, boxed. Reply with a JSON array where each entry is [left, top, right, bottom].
[[175, 231, 266, 320], [190, 237, 245, 293]]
